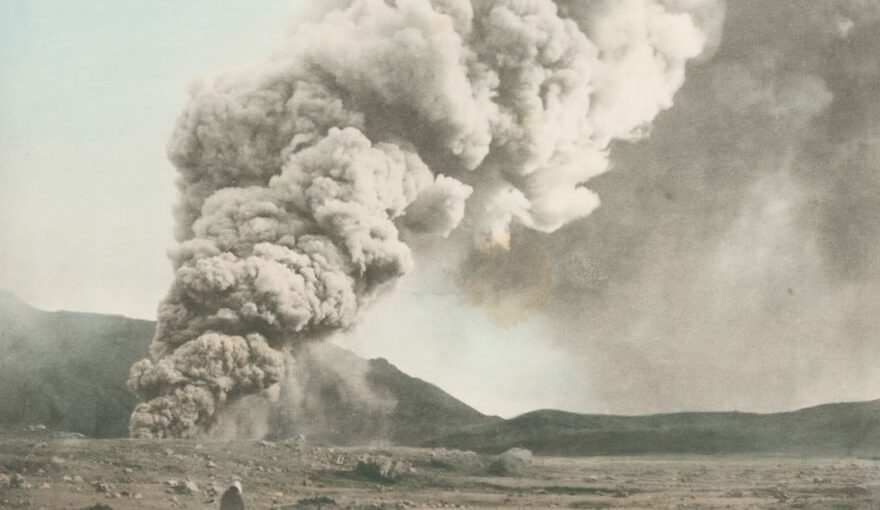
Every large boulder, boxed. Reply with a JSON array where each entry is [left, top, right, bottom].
[[488, 447, 532, 476]]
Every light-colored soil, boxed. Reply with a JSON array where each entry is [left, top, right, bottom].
[[1, 427, 878, 509]]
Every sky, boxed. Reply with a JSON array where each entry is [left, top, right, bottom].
[[2, 1, 880, 419], [0, 0, 298, 317]]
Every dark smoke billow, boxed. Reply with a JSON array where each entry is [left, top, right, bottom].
[[129, 0, 717, 438]]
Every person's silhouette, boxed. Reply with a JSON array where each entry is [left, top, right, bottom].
[[220, 481, 245, 510]]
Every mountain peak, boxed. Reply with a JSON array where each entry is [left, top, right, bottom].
[[0, 290, 36, 314]]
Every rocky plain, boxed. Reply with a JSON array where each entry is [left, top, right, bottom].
[[2, 425, 880, 510]]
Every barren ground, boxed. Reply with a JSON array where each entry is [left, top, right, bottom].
[[1, 427, 879, 510]]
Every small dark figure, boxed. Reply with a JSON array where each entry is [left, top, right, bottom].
[[220, 481, 245, 510]]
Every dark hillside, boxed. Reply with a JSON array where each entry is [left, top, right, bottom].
[[431, 401, 880, 456]]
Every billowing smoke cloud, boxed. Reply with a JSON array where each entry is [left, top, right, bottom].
[[208, 342, 397, 443], [129, 0, 714, 437], [461, 0, 880, 414]]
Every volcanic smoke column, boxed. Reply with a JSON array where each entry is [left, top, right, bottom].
[[128, 0, 717, 438]]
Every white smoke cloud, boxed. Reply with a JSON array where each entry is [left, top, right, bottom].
[[130, 0, 716, 438]]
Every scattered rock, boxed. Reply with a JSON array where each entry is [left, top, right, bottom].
[[293, 495, 337, 508], [355, 456, 410, 483], [10, 474, 26, 489], [58, 432, 87, 439], [758, 487, 790, 502], [488, 448, 532, 477], [94, 481, 114, 493], [425, 450, 484, 474], [80, 505, 114, 510], [166, 479, 199, 495], [817, 485, 870, 497]]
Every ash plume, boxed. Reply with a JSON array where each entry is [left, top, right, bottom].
[[460, 0, 880, 414], [129, 0, 715, 438]]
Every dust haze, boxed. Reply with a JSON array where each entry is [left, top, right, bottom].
[[462, 0, 880, 414]]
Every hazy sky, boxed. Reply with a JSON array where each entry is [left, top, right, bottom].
[[0, 0, 298, 317], [3, 1, 879, 419]]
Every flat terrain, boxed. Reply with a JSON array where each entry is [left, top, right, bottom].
[[1, 427, 879, 510]]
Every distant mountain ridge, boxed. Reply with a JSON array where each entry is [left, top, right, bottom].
[[432, 402, 880, 456], [1, 292, 879, 456]]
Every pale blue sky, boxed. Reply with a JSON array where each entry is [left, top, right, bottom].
[[0, 0, 299, 317], [0, 1, 588, 417]]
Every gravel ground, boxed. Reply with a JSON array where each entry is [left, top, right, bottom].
[[1, 426, 879, 509]]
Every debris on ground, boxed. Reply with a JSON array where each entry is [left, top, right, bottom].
[[355, 456, 410, 483], [9, 473, 26, 489], [166, 479, 199, 495], [425, 449, 483, 473], [291, 495, 338, 508], [488, 448, 533, 476], [0, 429, 877, 510], [93, 481, 114, 494]]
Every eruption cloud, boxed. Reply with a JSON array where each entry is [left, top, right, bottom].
[[459, 0, 880, 414], [128, 0, 714, 438]]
